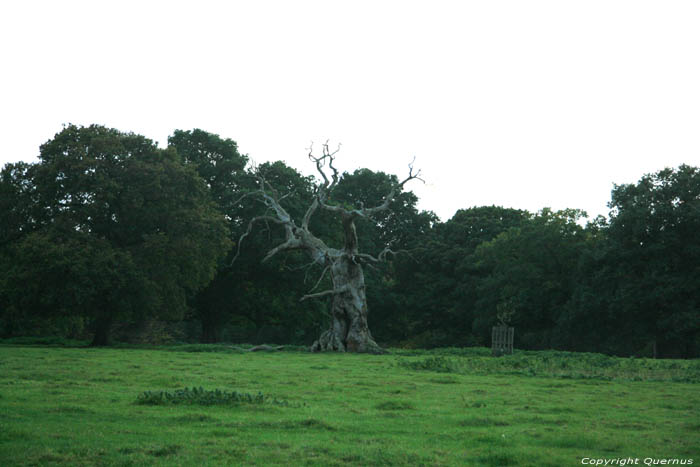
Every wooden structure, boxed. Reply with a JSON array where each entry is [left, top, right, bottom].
[[491, 326, 514, 356]]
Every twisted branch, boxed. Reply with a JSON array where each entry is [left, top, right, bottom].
[[303, 141, 341, 229], [317, 157, 424, 218], [308, 264, 331, 293], [230, 215, 287, 264], [300, 285, 349, 302]]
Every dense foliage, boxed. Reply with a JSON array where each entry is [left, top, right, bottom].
[[0, 125, 230, 345], [1, 124, 697, 357]]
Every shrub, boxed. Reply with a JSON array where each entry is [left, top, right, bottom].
[[397, 356, 460, 373], [136, 387, 289, 406]]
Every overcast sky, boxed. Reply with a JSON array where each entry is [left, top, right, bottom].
[[1, 1, 698, 221]]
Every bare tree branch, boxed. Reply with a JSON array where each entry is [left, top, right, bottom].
[[353, 253, 380, 263], [315, 157, 424, 220], [286, 259, 317, 272], [303, 261, 317, 284], [230, 215, 287, 265], [302, 197, 320, 230], [352, 243, 414, 264], [308, 264, 331, 293], [278, 189, 296, 202], [262, 237, 302, 263], [303, 141, 342, 229], [300, 285, 348, 302], [317, 201, 346, 215], [233, 190, 260, 207], [359, 158, 424, 217]]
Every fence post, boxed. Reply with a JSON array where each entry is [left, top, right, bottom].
[[491, 326, 514, 356]]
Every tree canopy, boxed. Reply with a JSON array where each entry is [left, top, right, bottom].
[[0, 125, 230, 345], [1, 125, 697, 357]]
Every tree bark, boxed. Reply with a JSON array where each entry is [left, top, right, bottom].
[[311, 253, 384, 354], [90, 313, 113, 347], [200, 319, 219, 343]]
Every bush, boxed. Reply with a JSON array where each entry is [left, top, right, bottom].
[[397, 356, 460, 373], [136, 387, 290, 406]]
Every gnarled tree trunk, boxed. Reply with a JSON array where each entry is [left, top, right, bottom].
[[311, 256, 382, 353], [234, 143, 421, 353]]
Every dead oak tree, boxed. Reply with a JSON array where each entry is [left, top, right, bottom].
[[234, 143, 422, 353]]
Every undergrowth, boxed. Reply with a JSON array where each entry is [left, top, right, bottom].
[[136, 387, 293, 406], [397, 356, 459, 373], [396, 352, 700, 382]]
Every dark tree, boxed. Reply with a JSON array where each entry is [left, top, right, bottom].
[[378, 206, 527, 348], [569, 165, 700, 357], [168, 129, 249, 342], [235, 144, 422, 353], [473, 208, 588, 349], [168, 129, 248, 216], [0, 125, 230, 345]]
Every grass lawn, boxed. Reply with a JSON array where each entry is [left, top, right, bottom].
[[0, 344, 698, 466]]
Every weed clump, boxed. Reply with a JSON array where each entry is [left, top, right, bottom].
[[397, 356, 460, 373], [147, 444, 181, 457], [429, 376, 459, 384], [459, 417, 509, 427], [257, 418, 337, 430], [136, 387, 289, 406], [375, 401, 414, 410]]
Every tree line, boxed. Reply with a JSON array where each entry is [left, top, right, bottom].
[[1, 125, 697, 357]]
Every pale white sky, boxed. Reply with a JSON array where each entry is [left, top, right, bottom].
[[1, 1, 698, 221]]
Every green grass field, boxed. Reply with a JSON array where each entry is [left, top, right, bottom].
[[0, 344, 698, 466]]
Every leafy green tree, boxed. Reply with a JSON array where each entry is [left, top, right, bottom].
[[384, 206, 528, 347], [168, 129, 248, 218], [474, 209, 587, 349], [0, 162, 40, 247], [168, 129, 251, 342], [0, 125, 230, 345], [566, 165, 700, 357], [1, 231, 144, 340]]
